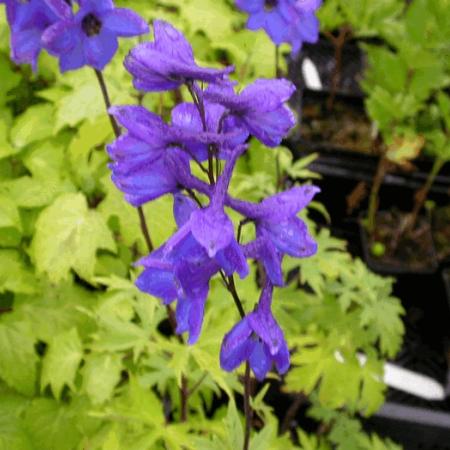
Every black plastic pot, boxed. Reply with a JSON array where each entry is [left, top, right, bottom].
[[359, 213, 439, 275], [288, 37, 366, 98], [444, 269, 450, 308]]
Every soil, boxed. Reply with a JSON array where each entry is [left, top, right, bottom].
[[362, 210, 438, 273], [432, 205, 450, 263], [297, 93, 375, 154]]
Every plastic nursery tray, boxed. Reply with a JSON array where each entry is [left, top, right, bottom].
[[367, 402, 450, 450]]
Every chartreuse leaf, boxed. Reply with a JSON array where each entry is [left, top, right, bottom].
[[68, 116, 112, 193], [13, 281, 98, 342], [0, 193, 22, 246], [0, 416, 34, 450], [0, 54, 21, 106], [0, 250, 37, 294], [225, 400, 244, 450], [82, 353, 123, 405], [32, 192, 116, 282], [41, 327, 83, 399], [23, 398, 83, 450], [0, 321, 38, 396], [11, 104, 55, 148], [0, 118, 17, 160]]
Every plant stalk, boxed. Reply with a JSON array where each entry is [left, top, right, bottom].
[[243, 362, 252, 450], [324, 27, 351, 111], [94, 69, 154, 253], [275, 45, 281, 78], [95, 69, 191, 422], [407, 157, 444, 232], [367, 156, 388, 234]]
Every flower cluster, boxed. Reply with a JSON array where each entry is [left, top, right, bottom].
[[1, 0, 148, 71], [108, 19, 319, 380], [235, 0, 322, 54]]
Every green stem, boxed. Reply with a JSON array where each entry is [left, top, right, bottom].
[[367, 157, 387, 234]]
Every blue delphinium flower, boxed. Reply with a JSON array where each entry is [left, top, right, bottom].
[[136, 151, 249, 344], [1, 0, 62, 70], [107, 104, 246, 206], [205, 78, 296, 147], [125, 20, 234, 92], [220, 279, 290, 380], [237, 185, 320, 285], [235, 0, 321, 54], [41, 0, 148, 72], [107, 19, 319, 379]]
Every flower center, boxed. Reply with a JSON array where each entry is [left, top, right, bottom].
[[264, 0, 277, 10], [81, 13, 102, 37]]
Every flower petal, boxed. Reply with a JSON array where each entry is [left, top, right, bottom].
[[84, 30, 118, 70], [190, 208, 234, 258], [102, 8, 149, 37], [249, 341, 272, 381], [135, 266, 177, 303], [173, 193, 199, 228], [220, 317, 254, 372], [261, 216, 317, 258]]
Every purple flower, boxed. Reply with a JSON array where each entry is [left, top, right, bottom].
[[220, 279, 290, 380], [41, 0, 148, 72], [107, 104, 246, 205], [136, 194, 217, 344], [235, 0, 321, 54], [136, 188, 248, 344], [124, 20, 234, 92], [239, 185, 320, 285], [2, 0, 62, 70], [204, 79, 296, 147]]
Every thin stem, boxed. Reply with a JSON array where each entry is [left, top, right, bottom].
[[186, 82, 215, 184], [94, 69, 154, 253], [184, 188, 203, 208], [94, 69, 121, 138], [367, 157, 387, 234], [275, 45, 281, 78], [220, 272, 246, 318], [407, 158, 445, 232], [187, 372, 208, 397], [166, 305, 189, 421], [243, 362, 252, 450], [324, 28, 351, 111], [180, 376, 188, 422]]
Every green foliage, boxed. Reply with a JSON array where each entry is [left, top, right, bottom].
[[0, 1, 405, 449]]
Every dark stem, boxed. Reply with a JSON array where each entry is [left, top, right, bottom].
[[220, 272, 246, 318], [94, 69, 121, 138], [237, 218, 252, 243], [324, 28, 351, 111], [243, 362, 252, 450], [184, 188, 203, 208], [275, 45, 281, 78], [166, 305, 189, 421], [180, 375, 188, 422], [280, 394, 307, 434], [187, 372, 208, 397], [407, 158, 444, 233], [186, 82, 215, 184], [94, 69, 154, 253]]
